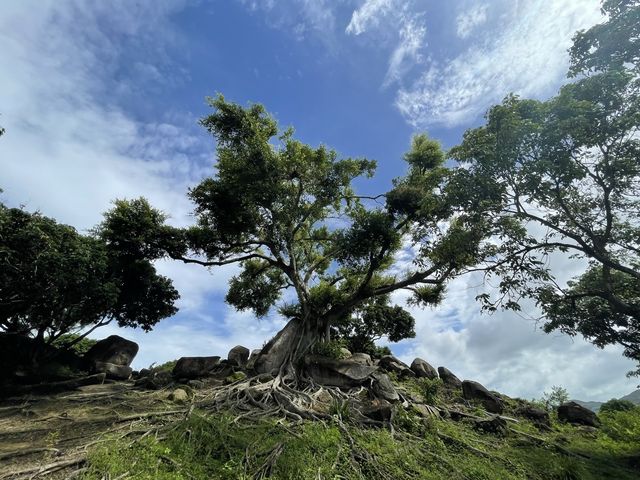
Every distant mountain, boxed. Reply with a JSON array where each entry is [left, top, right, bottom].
[[573, 389, 640, 412], [620, 389, 640, 404]]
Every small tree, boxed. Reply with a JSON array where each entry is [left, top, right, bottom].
[[600, 398, 636, 414], [450, 1, 640, 375], [0, 203, 179, 364], [105, 96, 491, 383], [541, 386, 570, 411]]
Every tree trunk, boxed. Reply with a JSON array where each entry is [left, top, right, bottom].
[[253, 317, 325, 376]]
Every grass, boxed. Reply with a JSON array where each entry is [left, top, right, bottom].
[[81, 404, 640, 480]]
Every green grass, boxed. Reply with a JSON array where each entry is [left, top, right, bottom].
[[81, 406, 640, 480]]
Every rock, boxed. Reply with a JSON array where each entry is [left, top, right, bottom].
[[516, 405, 551, 427], [172, 356, 221, 379], [349, 353, 373, 366], [224, 371, 247, 384], [370, 372, 399, 402], [187, 379, 205, 389], [362, 399, 393, 422], [168, 388, 189, 403], [339, 347, 352, 359], [378, 355, 415, 378], [227, 345, 250, 367], [84, 335, 138, 367], [93, 361, 132, 380], [462, 380, 504, 414], [246, 349, 263, 370], [437, 367, 462, 388], [304, 355, 377, 388], [410, 358, 438, 379], [135, 370, 173, 390], [474, 416, 508, 435], [410, 403, 439, 418], [558, 401, 600, 427]]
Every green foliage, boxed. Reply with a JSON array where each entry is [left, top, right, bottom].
[[332, 295, 415, 355], [600, 398, 637, 414], [311, 339, 349, 359], [81, 406, 640, 480], [451, 1, 640, 375], [600, 406, 640, 444], [103, 94, 491, 368], [329, 398, 351, 420], [541, 386, 570, 411], [153, 360, 178, 373], [0, 204, 178, 362], [50, 333, 98, 356], [418, 377, 443, 405]]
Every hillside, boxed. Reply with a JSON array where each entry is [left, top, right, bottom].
[[574, 390, 640, 413], [1, 362, 639, 480]]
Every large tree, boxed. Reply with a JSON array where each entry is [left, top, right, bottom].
[[449, 0, 640, 374], [0, 203, 179, 363], [106, 96, 490, 380]]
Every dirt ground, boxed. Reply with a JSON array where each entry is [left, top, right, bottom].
[[0, 381, 189, 479]]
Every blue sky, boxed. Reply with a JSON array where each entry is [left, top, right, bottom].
[[1, 0, 637, 400]]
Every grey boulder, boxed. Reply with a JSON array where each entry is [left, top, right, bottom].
[[304, 355, 377, 388], [172, 356, 221, 379], [378, 355, 415, 378], [437, 367, 462, 388], [410, 358, 438, 379], [227, 345, 250, 367], [349, 353, 373, 366], [370, 372, 400, 402], [462, 380, 504, 414], [558, 401, 600, 427], [93, 361, 132, 380], [84, 335, 138, 367]]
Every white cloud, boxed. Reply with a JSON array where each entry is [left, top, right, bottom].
[[0, 1, 237, 346], [396, 0, 603, 127], [394, 270, 638, 401], [456, 3, 488, 39], [346, 0, 395, 35], [383, 15, 426, 87]]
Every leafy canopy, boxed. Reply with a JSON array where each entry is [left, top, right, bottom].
[[107, 96, 490, 355], [0, 202, 179, 355], [450, 0, 640, 374]]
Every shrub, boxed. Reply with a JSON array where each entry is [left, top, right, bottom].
[[600, 398, 636, 414]]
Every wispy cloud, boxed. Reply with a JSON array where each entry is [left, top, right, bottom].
[[346, 0, 395, 35], [456, 3, 488, 39], [396, 0, 603, 127], [345, 0, 427, 87]]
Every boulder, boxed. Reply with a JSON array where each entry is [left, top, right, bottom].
[[349, 353, 373, 366], [339, 347, 352, 359], [172, 356, 220, 379], [84, 335, 138, 367], [462, 380, 504, 414], [93, 361, 132, 380], [370, 372, 399, 402], [227, 345, 250, 367], [437, 367, 462, 388], [168, 388, 189, 403], [378, 355, 415, 378], [516, 405, 551, 427], [304, 355, 377, 388], [410, 358, 438, 379], [246, 349, 263, 370], [558, 401, 600, 427], [135, 370, 173, 390], [474, 416, 507, 435], [362, 399, 393, 422]]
